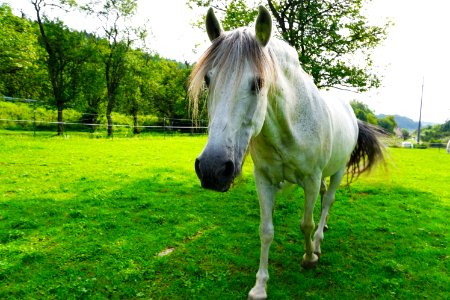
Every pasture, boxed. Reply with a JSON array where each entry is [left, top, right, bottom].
[[0, 132, 448, 299]]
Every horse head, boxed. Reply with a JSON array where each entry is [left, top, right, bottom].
[[190, 6, 274, 192]]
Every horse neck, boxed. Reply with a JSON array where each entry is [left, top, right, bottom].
[[265, 40, 324, 130]]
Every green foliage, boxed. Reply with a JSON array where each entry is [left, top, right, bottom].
[[0, 134, 448, 298], [38, 20, 91, 107], [29, 0, 108, 134], [270, 0, 389, 91], [419, 120, 450, 143], [149, 59, 192, 119], [0, 2, 193, 136], [0, 4, 37, 75], [350, 100, 398, 134], [223, 0, 259, 31], [81, 0, 145, 136], [0, 4, 47, 99], [350, 100, 377, 125], [0, 100, 81, 130], [377, 115, 397, 134], [400, 128, 410, 140]]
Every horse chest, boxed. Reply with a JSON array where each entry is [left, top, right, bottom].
[[250, 137, 314, 185]]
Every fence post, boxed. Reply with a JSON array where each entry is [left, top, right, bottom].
[[33, 101, 37, 137]]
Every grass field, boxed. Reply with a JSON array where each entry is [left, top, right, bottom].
[[0, 131, 449, 299]]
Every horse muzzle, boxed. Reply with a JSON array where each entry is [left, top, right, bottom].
[[195, 155, 236, 192]]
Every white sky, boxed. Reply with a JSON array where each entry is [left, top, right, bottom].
[[4, 0, 450, 124]]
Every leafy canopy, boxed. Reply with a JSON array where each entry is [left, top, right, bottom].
[[188, 0, 391, 92]]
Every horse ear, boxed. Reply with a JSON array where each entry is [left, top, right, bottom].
[[255, 6, 272, 46], [206, 8, 222, 42]]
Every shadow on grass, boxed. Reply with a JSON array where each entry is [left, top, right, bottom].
[[1, 177, 448, 299]]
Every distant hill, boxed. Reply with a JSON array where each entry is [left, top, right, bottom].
[[377, 114, 434, 131]]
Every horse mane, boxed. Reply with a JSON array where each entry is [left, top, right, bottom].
[[189, 28, 277, 120]]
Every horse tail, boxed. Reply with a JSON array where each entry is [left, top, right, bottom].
[[347, 120, 386, 182]]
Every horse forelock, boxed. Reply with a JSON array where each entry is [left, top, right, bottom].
[[189, 28, 277, 120]]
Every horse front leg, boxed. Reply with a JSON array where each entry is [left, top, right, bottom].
[[300, 174, 321, 269], [248, 170, 277, 300]]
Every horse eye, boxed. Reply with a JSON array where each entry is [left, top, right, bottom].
[[251, 77, 263, 93], [204, 74, 211, 87]]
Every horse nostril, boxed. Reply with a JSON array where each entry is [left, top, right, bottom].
[[220, 160, 235, 179], [195, 158, 202, 179]]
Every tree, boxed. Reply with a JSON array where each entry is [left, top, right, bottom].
[[377, 115, 397, 134], [82, 0, 146, 136], [350, 100, 398, 135], [73, 32, 106, 131], [350, 100, 377, 125], [401, 128, 410, 140], [116, 49, 148, 134], [151, 60, 191, 120], [188, 0, 390, 92], [417, 120, 450, 143], [30, 0, 85, 135], [378, 116, 398, 134]]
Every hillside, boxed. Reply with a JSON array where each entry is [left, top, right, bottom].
[[377, 114, 434, 131]]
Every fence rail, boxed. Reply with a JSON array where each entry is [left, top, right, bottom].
[[0, 96, 208, 136], [0, 118, 208, 130]]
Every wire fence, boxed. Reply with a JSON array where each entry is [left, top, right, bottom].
[[0, 96, 208, 137]]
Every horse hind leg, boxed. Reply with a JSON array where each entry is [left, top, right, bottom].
[[300, 174, 321, 269], [314, 168, 345, 257], [320, 178, 329, 231]]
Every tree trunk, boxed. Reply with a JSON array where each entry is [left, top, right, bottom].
[[133, 114, 140, 134], [57, 105, 64, 135], [89, 113, 98, 133], [106, 94, 114, 137], [106, 110, 113, 137]]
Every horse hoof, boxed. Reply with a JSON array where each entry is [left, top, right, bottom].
[[248, 287, 267, 300], [248, 295, 267, 300], [301, 253, 319, 269], [324, 224, 329, 232], [314, 251, 321, 258]]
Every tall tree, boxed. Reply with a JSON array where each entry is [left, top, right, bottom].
[[82, 0, 146, 136], [72, 32, 106, 130], [116, 49, 147, 134], [30, 0, 84, 135], [188, 0, 390, 92]]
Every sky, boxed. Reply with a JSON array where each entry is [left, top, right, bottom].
[[4, 0, 450, 124]]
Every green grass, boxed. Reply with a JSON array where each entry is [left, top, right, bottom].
[[0, 131, 448, 299]]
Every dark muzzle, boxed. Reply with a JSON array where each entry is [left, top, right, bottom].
[[195, 156, 236, 192]]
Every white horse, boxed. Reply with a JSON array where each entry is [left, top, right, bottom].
[[190, 7, 385, 299]]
